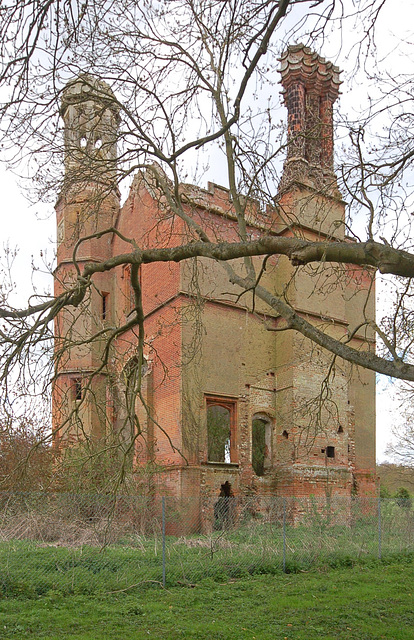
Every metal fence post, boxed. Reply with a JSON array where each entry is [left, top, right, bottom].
[[378, 497, 382, 560], [283, 497, 286, 573], [162, 497, 166, 587]]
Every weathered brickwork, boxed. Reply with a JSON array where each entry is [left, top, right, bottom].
[[278, 44, 341, 197], [53, 46, 377, 522]]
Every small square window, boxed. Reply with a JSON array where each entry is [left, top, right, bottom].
[[326, 446, 335, 458]]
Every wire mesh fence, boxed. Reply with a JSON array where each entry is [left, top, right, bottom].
[[0, 492, 413, 596]]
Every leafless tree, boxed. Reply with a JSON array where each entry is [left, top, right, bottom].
[[0, 0, 413, 463], [0, 403, 52, 490], [386, 394, 414, 468]]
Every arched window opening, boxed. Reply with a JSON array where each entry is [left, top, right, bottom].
[[282, 430, 289, 439], [252, 414, 272, 476]]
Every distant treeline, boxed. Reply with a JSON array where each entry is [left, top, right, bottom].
[[378, 463, 414, 496]]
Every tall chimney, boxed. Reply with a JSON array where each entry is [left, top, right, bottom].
[[278, 44, 341, 195]]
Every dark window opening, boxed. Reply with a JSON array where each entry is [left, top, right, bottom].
[[74, 378, 82, 401], [74, 211, 81, 240], [102, 292, 109, 321], [122, 265, 142, 315], [337, 425, 344, 434], [326, 446, 335, 458], [282, 430, 289, 439], [252, 414, 272, 476], [252, 419, 266, 476], [206, 397, 236, 463], [122, 265, 133, 314]]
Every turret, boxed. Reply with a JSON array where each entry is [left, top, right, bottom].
[[53, 75, 120, 444], [56, 74, 120, 263], [60, 74, 120, 191]]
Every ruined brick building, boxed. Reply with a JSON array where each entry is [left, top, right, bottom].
[[53, 45, 377, 510]]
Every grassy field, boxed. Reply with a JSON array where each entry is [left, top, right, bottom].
[[0, 531, 405, 598], [1, 512, 413, 597], [0, 496, 413, 638], [0, 557, 413, 639]]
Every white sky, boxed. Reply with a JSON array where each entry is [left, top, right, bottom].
[[1, 1, 414, 462], [0, 171, 53, 305]]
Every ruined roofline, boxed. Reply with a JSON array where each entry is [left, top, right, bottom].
[[131, 166, 273, 225], [128, 166, 346, 241]]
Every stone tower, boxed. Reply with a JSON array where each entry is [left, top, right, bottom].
[[53, 76, 120, 443]]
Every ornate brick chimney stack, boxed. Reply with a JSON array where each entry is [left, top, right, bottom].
[[278, 44, 341, 196]]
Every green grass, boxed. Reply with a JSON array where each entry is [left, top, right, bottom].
[[1, 508, 413, 598], [0, 558, 413, 639]]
